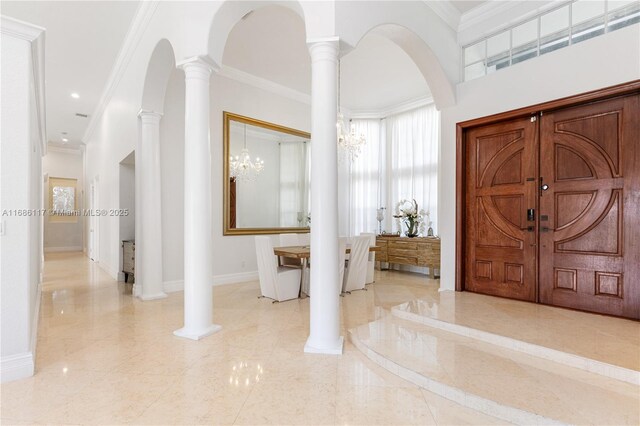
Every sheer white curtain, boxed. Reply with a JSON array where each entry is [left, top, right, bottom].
[[279, 141, 308, 227], [385, 104, 439, 234], [349, 119, 383, 235]]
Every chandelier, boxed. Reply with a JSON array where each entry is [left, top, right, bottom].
[[229, 123, 264, 181], [337, 59, 366, 161]]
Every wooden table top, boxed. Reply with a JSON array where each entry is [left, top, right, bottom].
[[273, 245, 380, 259]]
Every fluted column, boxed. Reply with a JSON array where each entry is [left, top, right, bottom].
[[137, 110, 167, 301], [173, 56, 221, 340], [305, 38, 343, 355]]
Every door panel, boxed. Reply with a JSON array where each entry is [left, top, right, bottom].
[[465, 117, 537, 301], [539, 95, 639, 319]]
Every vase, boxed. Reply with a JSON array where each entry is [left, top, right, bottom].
[[405, 219, 419, 238], [427, 227, 434, 237]]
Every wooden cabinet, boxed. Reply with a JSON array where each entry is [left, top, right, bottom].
[[122, 240, 135, 283], [376, 236, 440, 278]]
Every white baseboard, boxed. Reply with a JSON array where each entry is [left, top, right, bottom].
[[162, 271, 258, 293], [44, 246, 83, 253], [1, 352, 34, 383], [213, 271, 258, 286], [30, 282, 42, 365], [98, 262, 119, 280], [163, 280, 184, 293]]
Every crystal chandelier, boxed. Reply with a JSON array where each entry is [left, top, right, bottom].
[[337, 59, 366, 161], [229, 123, 265, 181]]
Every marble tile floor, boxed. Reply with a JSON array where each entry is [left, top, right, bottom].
[[1, 252, 506, 425], [393, 293, 640, 372], [350, 315, 640, 425]]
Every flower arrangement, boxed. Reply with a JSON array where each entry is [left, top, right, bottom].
[[393, 199, 428, 238]]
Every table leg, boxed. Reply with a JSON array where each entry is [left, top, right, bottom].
[[300, 258, 309, 298]]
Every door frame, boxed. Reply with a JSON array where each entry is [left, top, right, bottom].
[[455, 80, 640, 292]]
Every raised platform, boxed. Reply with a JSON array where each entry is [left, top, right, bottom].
[[350, 314, 639, 425]]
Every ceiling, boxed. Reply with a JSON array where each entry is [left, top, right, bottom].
[[449, 1, 491, 14], [1, 1, 497, 151], [1, 1, 139, 149], [223, 5, 431, 113]]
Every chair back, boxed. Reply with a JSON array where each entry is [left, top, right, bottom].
[[344, 235, 370, 292], [298, 233, 310, 246], [255, 236, 278, 299], [361, 233, 376, 259], [338, 237, 349, 294], [279, 233, 300, 246], [279, 234, 303, 267]]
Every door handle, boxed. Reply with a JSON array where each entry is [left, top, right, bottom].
[[527, 208, 535, 222]]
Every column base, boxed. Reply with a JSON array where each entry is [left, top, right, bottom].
[[304, 336, 344, 355], [173, 324, 222, 341], [139, 292, 168, 301]]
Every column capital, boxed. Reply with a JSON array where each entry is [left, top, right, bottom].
[[137, 110, 163, 124], [177, 56, 221, 79], [307, 37, 340, 62]]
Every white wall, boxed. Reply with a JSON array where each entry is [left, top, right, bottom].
[[42, 148, 84, 251], [438, 24, 640, 291], [0, 26, 44, 383], [159, 68, 311, 287]]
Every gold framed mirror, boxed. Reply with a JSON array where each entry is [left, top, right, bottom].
[[223, 112, 311, 235]]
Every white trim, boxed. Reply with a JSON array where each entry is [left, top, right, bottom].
[[458, 1, 563, 44], [46, 145, 83, 155], [1, 16, 47, 155], [44, 246, 83, 253], [163, 271, 259, 293], [422, 1, 461, 31], [213, 271, 258, 286], [218, 65, 311, 105], [82, 1, 159, 143], [0, 352, 34, 383], [0, 15, 44, 41], [163, 280, 184, 293], [29, 282, 42, 374], [98, 261, 119, 280], [350, 96, 435, 119]]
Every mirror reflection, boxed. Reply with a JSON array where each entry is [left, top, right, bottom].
[[223, 112, 311, 235]]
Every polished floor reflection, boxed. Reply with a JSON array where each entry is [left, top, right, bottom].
[[1, 252, 506, 425]]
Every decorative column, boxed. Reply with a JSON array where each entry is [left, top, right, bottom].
[[173, 56, 221, 340], [305, 39, 343, 355], [137, 111, 167, 301]]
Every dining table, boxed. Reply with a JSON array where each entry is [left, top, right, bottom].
[[273, 244, 380, 297]]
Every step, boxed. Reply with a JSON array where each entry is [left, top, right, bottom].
[[391, 298, 640, 385], [349, 315, 640, 426]]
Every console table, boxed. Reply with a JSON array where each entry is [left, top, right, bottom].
[[376, 236, 440, 279], [122, 240, 135, 283]]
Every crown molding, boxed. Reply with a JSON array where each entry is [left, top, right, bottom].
[[350, 95, 435, 120], [82, 1, 160, 144], [0, 15, 45, 41], [422, 1, 461, 31], [458, 1, 560, 38], [1, 16, 48, 155], [46, 145, 83, 155], [218, 65, 312, 105]]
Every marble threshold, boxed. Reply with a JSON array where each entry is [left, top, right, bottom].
[[349, 315, 640, 425], [392, 296, 640, 385]]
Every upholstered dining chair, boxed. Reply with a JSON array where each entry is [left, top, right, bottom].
[[279, 233, 303, 268], [361, 232, 376, 284], [255, 236, 301, 302], [298, 233, 310, 246], [342, 235, 370, 294]]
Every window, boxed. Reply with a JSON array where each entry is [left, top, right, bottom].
[[348, 104, 439, 236], [462, 0, 640, 81]]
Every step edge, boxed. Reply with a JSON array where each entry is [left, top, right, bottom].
[[391, 306, 640, 386], [348, 329, 567, 426]]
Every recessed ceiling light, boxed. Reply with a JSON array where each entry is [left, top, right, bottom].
[[62, 138, 69, 142], [71, 93, 79, 99]]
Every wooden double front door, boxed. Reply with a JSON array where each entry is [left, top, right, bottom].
[[463, 91, 639, 319]]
